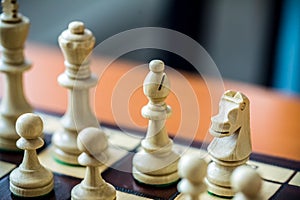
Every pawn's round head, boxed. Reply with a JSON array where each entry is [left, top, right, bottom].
[[77, 127, 108, 155], [178, 154, 207, 184], [16, 113, 43, 139], [231, 166, 262, 197]]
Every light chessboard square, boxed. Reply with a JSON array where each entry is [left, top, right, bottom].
[[289, 172, 300, 186], [173, 143, 210, 163], [247, 160, 295, 183], [173, 143, 295, 184], [116, 191, 152, 200], [0, 160, 16, 179], [38, 145, 128, 178], [103, 127, 141, 151]]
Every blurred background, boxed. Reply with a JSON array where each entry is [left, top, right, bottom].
[[12, 0, 300, 95]]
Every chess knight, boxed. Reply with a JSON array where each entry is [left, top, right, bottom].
[[205, 90, 252, 197]]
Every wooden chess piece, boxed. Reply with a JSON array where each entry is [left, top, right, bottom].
[[71, 127, 116, 200], [0, 0, 32, 150], [9, 113, 54, 197], [205, 90, 252, 197], [177, 154, 207, 200], [231, 166, 264, 200], [52, 21, 100, 165], [132, 60, 180, 185]]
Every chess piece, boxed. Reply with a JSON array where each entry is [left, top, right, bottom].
[[205, 90, 252, 197], [52, 21, 100, 165], [132, 60, 179, 185], [177, 154, 207, 200], [71, 127, 116, 200], [231, 166, 264, 200], [9, 113, 54, 197], [0, 0, 32, 150]]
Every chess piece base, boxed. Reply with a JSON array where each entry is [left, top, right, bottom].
[[132, 166, 179, 186], [205, 178, 234, 197], [205, 163, 235, 197], [9, 168, 54, 197], [205, 157, 248, 197], [71, 182, 116, 200], [52, 130, 80, 165], [52, 145, 79, 165], [132, 149, 179, 185]]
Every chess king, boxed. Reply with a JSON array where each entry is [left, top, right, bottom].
[[205, 90, 252, 197], [0, 0, 32, 150]]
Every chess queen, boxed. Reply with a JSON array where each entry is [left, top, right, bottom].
[[52, 21, 100, 165]]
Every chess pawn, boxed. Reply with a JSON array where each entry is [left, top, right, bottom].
[[71, 127, 116, 200], [9, 113, 54, 197], [177, 154, 207, 200], [231, 166, 264, 200], [0, 0, 32, 150], [52, 21, 99, 165], [132, 60, 180, 185]]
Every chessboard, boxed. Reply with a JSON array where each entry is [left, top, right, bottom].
[[0, 110, 299, 200], [0, 1, 300, 199]]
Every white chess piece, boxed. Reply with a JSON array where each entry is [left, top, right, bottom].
[[0, 0, 32, 150], [71, 127, 116, 200], [132, 60, 179, 185], [52, 21, 100, 165], [205, 90, 252, 197], [9, 113, 54, 197], [231, 166, 264, 200], [177, 154, 207, 200]]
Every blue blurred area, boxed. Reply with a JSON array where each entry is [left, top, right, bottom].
[[274, 0, 300, 95]]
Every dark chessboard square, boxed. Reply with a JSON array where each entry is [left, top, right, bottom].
[[0, 173, 81, 200], [102, 153, 179, 200]]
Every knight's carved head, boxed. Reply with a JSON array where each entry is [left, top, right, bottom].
[[209, 90, 249, 138]]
